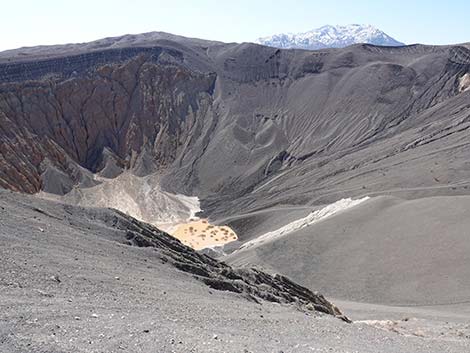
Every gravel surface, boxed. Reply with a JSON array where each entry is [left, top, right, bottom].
[[1, 190, 469, 352]]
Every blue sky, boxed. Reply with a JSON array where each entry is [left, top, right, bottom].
[[1, 0, 469, 51]]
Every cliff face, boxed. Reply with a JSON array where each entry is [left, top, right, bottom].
[[0, 49, 215, 193], [1, 35, 470, 217]]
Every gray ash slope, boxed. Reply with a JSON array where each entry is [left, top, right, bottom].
[[2, 190, 469, 353], [0, 33, 470, 219], [226, 195, 470, 305]]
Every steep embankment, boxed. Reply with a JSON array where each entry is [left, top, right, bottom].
[[227, 195, 470, 306], [0, 46, 216, 194]]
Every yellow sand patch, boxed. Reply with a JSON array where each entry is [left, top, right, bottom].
[[170, 219, 238, 250]]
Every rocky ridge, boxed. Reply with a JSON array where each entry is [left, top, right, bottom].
[[98, 202, 349, 321], [0, 189, 347, 321]]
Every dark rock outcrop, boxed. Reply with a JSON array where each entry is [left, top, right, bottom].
[[108, 207, 349, 321]]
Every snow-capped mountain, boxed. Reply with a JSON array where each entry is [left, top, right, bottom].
[[256, 24, 404, 50]]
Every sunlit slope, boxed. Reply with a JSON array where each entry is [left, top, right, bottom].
[[227, 195, 470, 306]]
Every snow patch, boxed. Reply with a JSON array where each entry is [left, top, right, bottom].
[[236, 197, 370, 252], [257, 24, 404, 50]]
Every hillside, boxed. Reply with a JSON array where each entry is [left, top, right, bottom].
[[0, 34, 469, 220], [2, 190, 470, 352]]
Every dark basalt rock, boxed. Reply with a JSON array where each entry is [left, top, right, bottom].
[[0, 47, 184, 83], [116, 209, 349, 322]]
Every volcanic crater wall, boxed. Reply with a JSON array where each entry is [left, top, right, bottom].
[[0, 50, 216, 193], [1, 39, 470, 217]]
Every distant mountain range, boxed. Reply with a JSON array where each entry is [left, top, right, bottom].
[[256, 24, 404, 50]]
